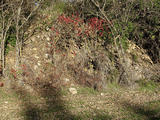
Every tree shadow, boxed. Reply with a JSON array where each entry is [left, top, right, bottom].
[[12, 83, 113, 120], [121, 101, 160, 120], [13, 83, 76, 120]]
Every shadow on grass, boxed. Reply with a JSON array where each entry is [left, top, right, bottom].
[[13, 84, 76, 120], [121, 101, 160, 120], [12, 83, 112, 120]]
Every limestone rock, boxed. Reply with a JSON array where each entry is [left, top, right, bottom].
[[35, 55, 39, 59], [34, 65, 38, 70], [33, 48, 37, 51], [46, 36, 50, 41], [37, 61, 41, 66], [100, 93, 104, 96], [37, 35, 40, 38], [64, 78, 70, 82], [69, 87, 77, 95], [45, 54, 49, 59]]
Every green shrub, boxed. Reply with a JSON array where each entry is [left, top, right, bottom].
[[5, 26, 16, 54]]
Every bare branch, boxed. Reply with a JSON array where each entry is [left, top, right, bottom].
[[91, 0, 117, 33], [102, 0, 106, 11], [19, 0, 43, 29]]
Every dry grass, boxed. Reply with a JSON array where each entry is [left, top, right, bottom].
[[0, 83, 160, 120]]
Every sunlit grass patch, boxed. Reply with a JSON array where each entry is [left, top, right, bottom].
[[77, 86, 98, 95], [106, 81, 121, 90], [137, 80, 159, 92]]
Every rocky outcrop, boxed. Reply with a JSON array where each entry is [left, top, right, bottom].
[[5, 28, 159, 91]]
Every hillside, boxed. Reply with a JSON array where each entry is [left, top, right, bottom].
[[0, 0, 160, 120]]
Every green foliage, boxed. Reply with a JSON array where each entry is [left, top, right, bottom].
[[42, 0, 66, 13], [131, 53, 138, 62], [5, 26, 16, 54], [60, 87, 68, 96], [6, 34, 16, 47], [121, 36, 129, 51], [41, 0, 54, 9], [129, 0, 160, 63], [53, 1, 66, 13], [5, 46, 11, 55], [115, 21, 134, 51]]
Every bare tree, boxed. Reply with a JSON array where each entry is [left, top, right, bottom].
[[90, 0, 135, 84], [13, 0, 42, 67], [0, 0, 14, 75], [73, 0, 138, 84], [0, 0, 43, 75]]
